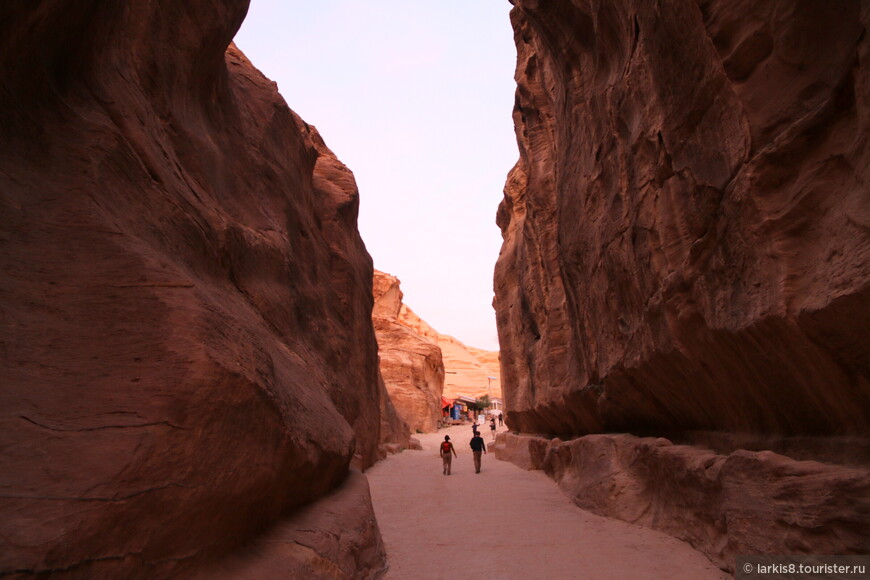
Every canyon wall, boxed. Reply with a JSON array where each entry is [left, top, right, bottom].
[[438, 337, 502, 402], [495, 431, 870, 571], [496, 0, 870, 438], [372, 271, 502, 425], [1, 1, 387, 578], [373, 271, 444, 433], [392, 298, 502, 402], [494, 0, 870, 568]]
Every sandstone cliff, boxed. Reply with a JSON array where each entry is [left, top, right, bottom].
[[439, 337, 502, 402], [494, 0, 870, 567], [1, 2, 386, 578], [390, 299, 502, 402], [373, 271, 444, 433], [496, 0, 870, 438], [496, 431, 870, 571]]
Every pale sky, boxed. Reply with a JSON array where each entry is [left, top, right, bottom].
[[234, 1, 518, 352]]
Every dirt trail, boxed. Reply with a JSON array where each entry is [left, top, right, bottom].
[[366, 424, 729, 580]]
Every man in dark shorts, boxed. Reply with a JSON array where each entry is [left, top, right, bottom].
[[469, 431, 487, 473]]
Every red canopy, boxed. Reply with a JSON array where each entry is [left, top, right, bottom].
[[441, 397, 452, 408]]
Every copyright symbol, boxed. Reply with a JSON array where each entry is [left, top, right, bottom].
[[743, 563, 754, 574]]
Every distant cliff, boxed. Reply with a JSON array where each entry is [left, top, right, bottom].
[[373, 271, 445, 432], [373, 270, 502, 427]]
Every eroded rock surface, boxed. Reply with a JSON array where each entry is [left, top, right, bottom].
[[494, 0, 870, 566], [496, 0, 870, 439], [1, 1, 384, 577], [193, 469, 387, 580], [438, 336, 502, 402], [377, 371, 413, 457], [389, 299, 502, 402], [373, 271, 444, 433], [495, 432, 870, 572]]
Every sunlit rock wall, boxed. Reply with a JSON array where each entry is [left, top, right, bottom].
[[496, 0, 870, 438], [0, 1, 385, 577], [373, 271, 445, 432]]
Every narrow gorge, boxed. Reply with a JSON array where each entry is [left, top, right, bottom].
[[1, 1, 868, 579]]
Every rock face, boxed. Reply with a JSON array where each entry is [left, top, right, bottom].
[[377, 371, 413, 456], [438, 337, 502, 401], [496, 0, 870, 438], [373, 271, 444, 433], [388, 298, 502, 402], [494, 0, 870, 567], [1, 2, 385, 578], [495, 432, 870, 572], [192, 469, 387, 580]]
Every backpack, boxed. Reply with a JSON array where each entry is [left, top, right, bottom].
[[440, 441, 451, 454]]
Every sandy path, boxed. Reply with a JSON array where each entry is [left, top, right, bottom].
[[366, 424, 729, 580]]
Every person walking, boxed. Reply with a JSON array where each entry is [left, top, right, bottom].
[[489, 416, 497, 440], [440, 435, 457, 475], [469, 431, 487, 474], [498, 413, 504, 427]]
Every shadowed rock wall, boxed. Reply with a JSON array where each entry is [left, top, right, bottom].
[[495, 431, 870, 572], [1, 1, 386, 577], [393, 295, 502, 402], [493, 0, 870, 567], [496, 0, 870, 438]]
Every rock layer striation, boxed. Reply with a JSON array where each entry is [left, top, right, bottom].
[[373, 271, 444, 433], [496, 0, 870, 438], [494, 0, 870, 566], [389, 297, 502, 402], [1, 1, 386, 578]]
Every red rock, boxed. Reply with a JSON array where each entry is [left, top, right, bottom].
[[494, 0, 870, 565], [377, 370, 413, 457], [372, 270, 503, 423], [373, 271, 444, 432], [438, 336, 502, 402], [384, 285, 502, 402], [192, 469, 387, 580], [1, 3, 383, 578], [496, 0, 870, 438], [495, 432, 870, 572]]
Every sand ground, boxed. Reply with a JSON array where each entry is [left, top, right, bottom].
[[366, 424, 730, 580]]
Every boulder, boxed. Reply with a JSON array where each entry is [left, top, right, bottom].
[[193, 469, 387, 580], [496, 433, 870, 572]]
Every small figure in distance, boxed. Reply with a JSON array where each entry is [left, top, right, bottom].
[[440, 435, 457, 475], [469, 430, 487, 474], [498, 413, 504, 427], [489, 416, 497, 440], [472, 420, 479, 436]]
